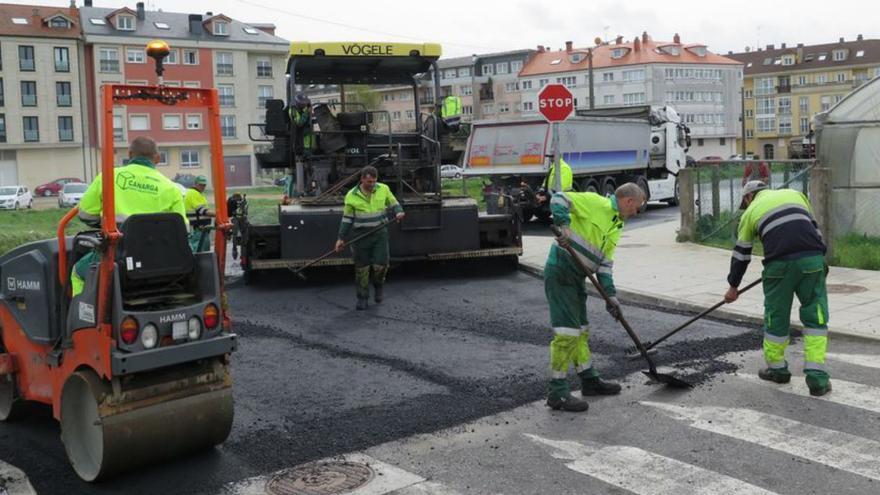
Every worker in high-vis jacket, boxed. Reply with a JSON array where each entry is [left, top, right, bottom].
[[289, 93, 316, 157], [184, 175, 214, 252], [546, 157, 573, 192], [544, 183, 646, 412], [72, 137, 187, 297], [335, 166, 405, 310], [724, 180, 831, 396], [440, 95, 462, 129]]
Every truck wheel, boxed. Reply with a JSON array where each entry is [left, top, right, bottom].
[[0, 340, 19, 421], [666, 179, 680, 206], [601, 178, 616, 197], [582, 180, 599, 194], [637, 178, 650, 213]]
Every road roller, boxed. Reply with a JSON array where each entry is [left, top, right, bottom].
[[0, 41, 237, 481]]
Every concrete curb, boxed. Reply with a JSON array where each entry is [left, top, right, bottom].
[[518, 262, 879, 344], [0, 460, 37, 495]]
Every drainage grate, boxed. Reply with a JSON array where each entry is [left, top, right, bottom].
[[265, 461, 375, 495], [826, 284, 868, 294]]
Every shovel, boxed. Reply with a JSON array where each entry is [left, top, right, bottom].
[[549, 225, 692, 389], [624, 278, 762, 360], [289, 219, 393, 281]]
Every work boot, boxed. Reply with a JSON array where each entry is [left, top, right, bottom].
[[356, 298, 368, 311], [547, 378, 589, 412], [758, 367, 792, 384], [806, 371, 832, 397], [373, 284, 384, 303], [580, 376, 622, 396]]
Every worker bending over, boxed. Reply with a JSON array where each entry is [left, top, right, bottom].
[[184, 175, 214, 252]]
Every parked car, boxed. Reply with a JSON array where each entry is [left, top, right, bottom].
[[58, 182, 88, 208], [34, 177, 83, 197], [440, 164, 463, 179], [700, 155, 724, 162], [0, 185, 33, 210]]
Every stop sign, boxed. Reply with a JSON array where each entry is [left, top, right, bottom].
[[538, 84, 574, 122]]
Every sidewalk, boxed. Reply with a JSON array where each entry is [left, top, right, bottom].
[[519, 219, 880, 342]]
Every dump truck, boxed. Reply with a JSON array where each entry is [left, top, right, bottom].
[[463, 105, 690, 221], [241, 42, 522, 282], [0, 43, 237, 481]]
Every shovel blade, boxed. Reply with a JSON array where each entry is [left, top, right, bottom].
[[641, 370, 693, 389]]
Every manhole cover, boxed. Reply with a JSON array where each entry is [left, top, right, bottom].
[[266, 461, 375, 495], [618, 243, 650, 248], [826, 284, 868, 294]]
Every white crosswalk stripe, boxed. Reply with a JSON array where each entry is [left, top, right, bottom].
[[643, 401, 880, 482], [826, 352, 880, 369], [525, 433, 779, 495], [735, 373, 880, 414]]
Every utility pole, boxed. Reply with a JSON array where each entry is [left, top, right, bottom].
[[588, 47, 595, 109], [740, 87, 747, 156]]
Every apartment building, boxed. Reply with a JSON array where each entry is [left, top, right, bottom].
[[729, 36, 880, 159], [519, 33, 743, 159], [80, 1, 289, 186], [0, 3, 89, 188]]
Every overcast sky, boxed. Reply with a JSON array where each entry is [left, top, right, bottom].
[[14, 0, 878, 58]]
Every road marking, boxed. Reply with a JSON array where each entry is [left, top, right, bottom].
[[826, 352, 880, 370], [643, 401, 880, 481], [525, 433, 778, 495], [736, 373, 880, 414], [0, 460, 37, 495]]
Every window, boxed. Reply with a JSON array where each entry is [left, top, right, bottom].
[[777, 96, 791, 115], [49, 16, 71, 28], [459, 67, 471, 77], [782, 55, 794, 66], [99, 48, 119, 73], [56, 82, 72, 107], [462, 105, 473, 115], [744, 89, 753, 98], [128, 114, 149, 131], [505, 82, 519, 92], [697, 139, 704, 146], [442, 69, 456, 79], [183, 49, 198, 65], [116, 15, 134, 31], [834, 94, 844, 103], [89, 18, 106, 25], [19, 46, 35, 71], [623, 92, 646, 105], [856, 50, 865, 58], [126, 48, 145, 64], [180, 150, 200, 168], [521, 80, 532, 90], [0, 114, 5, 143], [163, 81, 180, 87], [243, 27, 260, 35], [539, 78, 549, 87], [58, 116, 74, 142], [756, 97, 775, 115], [816, 74, 827, 84], [556, 76, 577, 88], [54, 47, 70, 72], [800, 117, 810, 134], [257, 85, 274, 107], [23, 116, 39, 142], [154, 21, 170, 29], [186, 114, 202, 130], [755, 77, 775, 95], [11, 17, 28, 25], [510, 60, 523, 73], [156, 150, 168, 165], [756, 117, 776, 133], [550, 59, 562, 65], [799, 96, 809, 113], [603, 72, 614, 82], [391, 111, 401, 121], [622, 69, 645, 82], [216, 52, 233, 75], [166, 49, 178, 64], [113, 115, 123, 140], [405, 110, 415, 120], [460, 85, 472, 96], [836, 72, 846, 83], [778, 116, 792, 134], [522, 101, 533, 111], [833, 50, 846, 61], [162, 114, 182, 130], [820, 95, 831, 111], [745, 129, 754, 138], [498, 103, 510, 113], [183, 81, 200, 88], [218, 85, 235, 106], [797, 75, 808, 86], [256, 59, 272, 78], [482, 103, 494, 115], [220, 115, 236, 138], [213, 21, 229, 36], [0, 79, 4, 106], [482, 64, 493, 75], [611, 48, 627, 59], [745, 109, 753, 118], [495, 62, 509, 74], [20, 81, 37, 107], [603, 95, 614, 105]]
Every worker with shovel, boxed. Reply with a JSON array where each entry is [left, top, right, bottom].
[[335, 166, 405, 310], [544, 183, 646, 412], [724, 180, 831, 396]]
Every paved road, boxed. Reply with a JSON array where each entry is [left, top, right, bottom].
[[0, 259, 762, 494], [522, 202, 679, 239]]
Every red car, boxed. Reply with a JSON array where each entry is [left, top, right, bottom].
[[34, 177, 83, 197]]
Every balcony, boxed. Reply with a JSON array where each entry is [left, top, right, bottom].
[[775, 85, 791, 94], [479, 89, 494, 101]]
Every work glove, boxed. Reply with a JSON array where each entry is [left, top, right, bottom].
[[605, 296, 622, 320]]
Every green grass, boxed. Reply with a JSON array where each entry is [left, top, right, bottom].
[[440, 177, 486, 210], [231, 186, 284, 196], [0, 209, 87, 255], [830, 234, 880, 271]]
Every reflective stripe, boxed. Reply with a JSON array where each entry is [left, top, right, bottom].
[[550, 194, 571, 208], [803, 327, 828, 337], [761, 212, 815, 236], [553, 326, 582, 337], [757, 203, 809, 231], [78, 211, 99, 221], [574, 359, 592, 373], [353, 220, 384, 228], [341, 216, 354, 224], [598, 265, 613, 275], [817, 305, 826, 326], [735, 240, 753, 249], [551, 370, 567, 379], [353, 211, 387, 220], [767, 360, 788, 369], [804, 361, 828, 372], [568, 230, 604, 260], [731, 251, 751, 262], [763, 332, 789, 344], [560, 248, 599, 273]]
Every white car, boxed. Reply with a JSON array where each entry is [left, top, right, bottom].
[[0, 185, 33, 210], [440, 164, 463, 179], [59, 182, 88, 208]]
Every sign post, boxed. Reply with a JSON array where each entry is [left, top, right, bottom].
[[538, 84, 574, 192]]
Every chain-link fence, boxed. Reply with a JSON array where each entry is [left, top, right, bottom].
[[680, 160, 818, 249]]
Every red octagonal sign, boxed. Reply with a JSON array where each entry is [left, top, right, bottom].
[[538, 84, 574, 122]]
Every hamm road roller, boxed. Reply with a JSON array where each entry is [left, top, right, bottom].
[[0, 41, 237, 481]]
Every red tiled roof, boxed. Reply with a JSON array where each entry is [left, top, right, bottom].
[[520, 35, 741, 77], [0, 3, 79, 39]]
